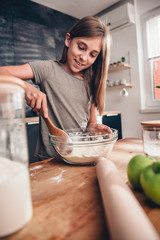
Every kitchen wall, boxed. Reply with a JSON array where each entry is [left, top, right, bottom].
[[0, 0, 159, 138], [0, 0, 77, 117], [103, 0, 160, 138]]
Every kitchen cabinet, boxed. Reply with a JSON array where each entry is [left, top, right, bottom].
[[26, 120, 39, 163], [102, 112, 122, 139]]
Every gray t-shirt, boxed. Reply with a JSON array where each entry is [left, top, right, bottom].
[[29, 60, 91, 160]]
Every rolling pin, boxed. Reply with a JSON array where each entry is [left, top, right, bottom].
[[96, 157, 159, 240]]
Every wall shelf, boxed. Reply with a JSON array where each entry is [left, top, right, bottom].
[[108, 64, 131, 73], [107, 83, 133, 89], [108, 59, 132, 88]]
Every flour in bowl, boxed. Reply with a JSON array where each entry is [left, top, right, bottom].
[[60, 142, 114, 163]]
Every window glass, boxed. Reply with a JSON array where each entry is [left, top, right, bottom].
[[147, 14, 160, 101], [146, 15, 160, 58], [153, 59, 160, 100], [141, 8, 160, 110]]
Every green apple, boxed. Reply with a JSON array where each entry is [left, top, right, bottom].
[[127, 154, 153, 190], [140, 161, 160, 205]]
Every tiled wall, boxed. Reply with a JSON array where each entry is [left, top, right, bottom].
[[0, 0, 77, 65], [0, 0, 77, 116]]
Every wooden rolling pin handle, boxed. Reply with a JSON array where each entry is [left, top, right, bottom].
[[96, 157, 159, 240]]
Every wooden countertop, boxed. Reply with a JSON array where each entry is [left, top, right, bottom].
[[103, 110, 121, 116], [24, 117, 39, 124], [3, 138, 160, 240], [25, 110, 121, 123]]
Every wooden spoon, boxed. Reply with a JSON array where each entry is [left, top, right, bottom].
[[43, 116, 68, 138], [39, 109, 72, 154]]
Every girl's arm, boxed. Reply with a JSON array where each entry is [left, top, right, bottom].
[[0, 64, 34, 80], [88, 103, 97, 125], [88, 104, 111, 133], [0, 64, 48, 118]]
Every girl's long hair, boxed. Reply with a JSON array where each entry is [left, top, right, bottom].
[[59, 16, 111, 115]]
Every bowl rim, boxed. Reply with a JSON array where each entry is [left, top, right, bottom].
[[49, 127, 118, 146]]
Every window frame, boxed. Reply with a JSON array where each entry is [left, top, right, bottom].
[[141, 6, 160, 111]]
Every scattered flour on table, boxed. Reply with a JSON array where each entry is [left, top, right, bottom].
[[30, 165, 43, 171]]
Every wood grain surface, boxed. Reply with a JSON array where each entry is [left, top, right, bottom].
[[2, 138, 160, 240]]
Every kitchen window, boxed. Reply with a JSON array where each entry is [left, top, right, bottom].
[[141, 7, 160, 111]]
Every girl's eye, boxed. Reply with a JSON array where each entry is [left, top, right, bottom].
[[78, 44, 85, 50], [90, 53, 97, 58]]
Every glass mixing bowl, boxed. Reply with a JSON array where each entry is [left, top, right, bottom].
[[49, 125, 118, 165]]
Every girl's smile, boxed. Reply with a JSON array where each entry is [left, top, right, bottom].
[[74, 58, 85, 67], [63, 34, 102, 78]]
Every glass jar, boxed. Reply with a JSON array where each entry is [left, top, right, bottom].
[[0, 75, 32, 237], [141, 121, 160, 160]]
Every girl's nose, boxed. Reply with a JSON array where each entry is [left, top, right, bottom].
[[80, 52, 88, 62]]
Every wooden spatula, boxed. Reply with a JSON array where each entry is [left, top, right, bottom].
[[39, 109, 72, 155]]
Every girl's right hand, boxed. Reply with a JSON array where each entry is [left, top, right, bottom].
[[24, 81, 48, 118], [0, 63, 48, 118]]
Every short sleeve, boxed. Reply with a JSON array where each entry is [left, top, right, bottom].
[[29, 60, 53, 85]]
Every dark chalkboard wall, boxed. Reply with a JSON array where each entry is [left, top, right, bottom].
[[0, 0, 77, 117]]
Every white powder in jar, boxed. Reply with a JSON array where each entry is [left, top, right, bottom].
[[144, 143, 160, 160], [0, 157, 32, 237]]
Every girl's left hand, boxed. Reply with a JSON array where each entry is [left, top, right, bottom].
[[88, 122, 112, 135]]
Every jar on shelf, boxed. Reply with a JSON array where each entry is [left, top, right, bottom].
[[121, 57, 126, 65], [107, 79, 110, 87], [117, 61, 121, 67]]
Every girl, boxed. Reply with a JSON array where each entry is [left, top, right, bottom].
[[0, 16, 111, 160]]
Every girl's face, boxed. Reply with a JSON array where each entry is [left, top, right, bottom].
[[63, 33, 102, 78]]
